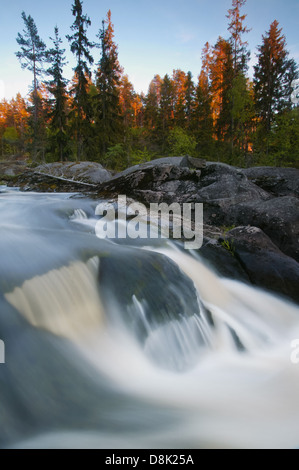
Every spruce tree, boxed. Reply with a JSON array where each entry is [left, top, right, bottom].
[[95, 10, 123, 157], [254, 20, 299, 155], [227, 0, 250, 74], [227, 0, 251, 157], [143, 75, 161, 130], [16, 11, 47, 161], [47, 27, 69, 162], [172, 69, 187, 128], [210, 37, 234, 146], [193, 71, 214, 157], [185, 72, 196, 130], [159, 74, 175, 151], [67, 0, 94, 161]]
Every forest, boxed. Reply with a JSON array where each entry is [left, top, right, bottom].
[[0, 0, 299, 170]]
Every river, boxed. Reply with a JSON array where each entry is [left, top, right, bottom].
[[0, 186, 298, 449]]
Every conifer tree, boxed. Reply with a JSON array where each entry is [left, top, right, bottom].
[[185, 72, 196, 130], [143, 75, 161, 130], [47, 27, 69, 161], [210, 37, 234, 144], [227, 0, 251, 156], [254, 20, 299, 154], [172, 69, 187, 128], [227, 0, 250, 74], [159, 74, 175, 150], [95, 10, 123, 157], [67, 0, 94, 160], [193, 71, 214, 156], [16, 11, 47, 161]]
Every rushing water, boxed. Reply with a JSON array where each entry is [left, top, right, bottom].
[[0, 186, 299, 449]]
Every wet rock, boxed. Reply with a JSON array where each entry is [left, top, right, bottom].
[[222, 226, 299, 303], [232, 197, 299, 262]]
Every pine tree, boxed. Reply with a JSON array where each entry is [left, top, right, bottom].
[[95, 10, 123, 157], [47, 27, 69, 161], [254, 20, 299, 155], [67, 0, 94, 161], [16, 11, 47, 161]]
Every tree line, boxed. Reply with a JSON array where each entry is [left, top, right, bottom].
[[0, 0, 298, 169]]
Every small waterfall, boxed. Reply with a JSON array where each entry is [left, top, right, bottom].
[[1, 191, 299, 449], [70, 208, 88, 220], [5, 257, 104, 342]]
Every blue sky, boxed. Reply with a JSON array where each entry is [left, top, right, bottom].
[[1, 0, 299, 100]]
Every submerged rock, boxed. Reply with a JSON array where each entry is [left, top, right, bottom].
[[98, 247, 204, 339]]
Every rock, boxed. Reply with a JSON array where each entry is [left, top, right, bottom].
[[98, 161, 272, 227], [222, 226, 299, 304], [184, 155, 206, 169], [192, 163, 271, 226], [197, 238, 251, 284], [98, 247, 203, 341], [0, 161, 27, 179], [35, 162, 112, 185], [232, 197, 299, 262], [11, 170, 97, 193], [241, 166, 299, 198], [113, 155, 206, 179]]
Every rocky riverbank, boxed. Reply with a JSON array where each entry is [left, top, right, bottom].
[[1, 158, 299, 304]]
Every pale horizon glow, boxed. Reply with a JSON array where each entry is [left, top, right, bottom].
[[0, 0, 299, 101]]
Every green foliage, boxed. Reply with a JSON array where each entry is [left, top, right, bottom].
[[16, 12, 47, 78], [129, 148, 152, 166], [2, 127, 20, 155], [67, 0, 94, 161], [16, 11, 47, 161], [269, 108, 299, 167], [221, 238, 235, 256], [11, 1, 299, 168], [167, 127, 197, 156], [46, 27, 69, 162], [104, 143, 128, 171], [2, 127, 19, 144], [254, 20, 299, 157], [220, 225, 236, 235], [95, 10, 123, 156]]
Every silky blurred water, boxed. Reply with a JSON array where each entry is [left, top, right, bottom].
[[0, 187, 299, 449]]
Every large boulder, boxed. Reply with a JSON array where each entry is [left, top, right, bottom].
[[232, 197, 299, 262], [98, 161, 272, 226], [241, 166, 299, 198], [222, 226, 299, 304], [197, 238, 251, 284], [35, 162, 112, 185], [114, 155, 206, 179]]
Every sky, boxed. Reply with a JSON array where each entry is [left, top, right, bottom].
[[0, 0, 299, 101]]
